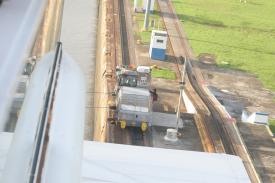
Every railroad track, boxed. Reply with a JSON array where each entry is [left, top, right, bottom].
[[108, 124, 152, 146], [118, 0, 130, 65], [106, 0, 151, 146], [157, 0, 262, 182], [128, 127, 152, 146], [117, 0, 151, 146], [111, 0, 118, 66], [157, 0, 225, 154]]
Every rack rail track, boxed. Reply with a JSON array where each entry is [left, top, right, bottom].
[[157, 0, 225, 154], [118, 0, 130, 65], [157, 1, 261, 182]]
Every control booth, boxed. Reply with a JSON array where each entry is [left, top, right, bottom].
[[149, 30, 168, 61]]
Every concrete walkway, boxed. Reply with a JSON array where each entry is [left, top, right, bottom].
[[61, 0, 98, 140]]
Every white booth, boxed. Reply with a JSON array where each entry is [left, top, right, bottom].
[[242, 111, 269, 125], [149, 30, 168, 61]]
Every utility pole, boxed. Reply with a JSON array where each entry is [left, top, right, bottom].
[[134, 0, 138, 12], [143, 0, 151, 30]]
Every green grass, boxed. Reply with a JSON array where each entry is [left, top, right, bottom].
[[151, 68, 176, 80], [131, 0, 165, 44], [269, 119, 275, 134], [172, 0, 275, 91]]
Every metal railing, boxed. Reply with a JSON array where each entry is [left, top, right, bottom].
[[28, 42, 62, 183]]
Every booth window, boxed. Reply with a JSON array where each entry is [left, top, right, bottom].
[[157, 39, 164, 43], [155, 33, 167, 37]]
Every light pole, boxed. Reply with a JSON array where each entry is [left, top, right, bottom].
[[143, 0, 151, 30], [176, 56, 186, 131], [134, 0, 138, 12], [164, 57, 186, 142], [180, 56, 186, 83], [164, 80, 184, 142], [176, 82, 184, 131]]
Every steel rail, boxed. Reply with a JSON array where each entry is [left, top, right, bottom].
[[118, 0, 130, 65]]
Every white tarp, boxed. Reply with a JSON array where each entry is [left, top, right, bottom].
[[82, 141, 251, 183], [0, 135, 251, 183], [0, 132, 13, 180], [1, 52, 85, 183]]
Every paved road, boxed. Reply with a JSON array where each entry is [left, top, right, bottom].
[[61, 0, 98, 140]]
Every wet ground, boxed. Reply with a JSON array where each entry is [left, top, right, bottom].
[[107, 120, 203, 152], [207, 85, 248, 122], [151, 121, 203, 151], [199, 61, 275, 120], [199, 56, 275, 183]]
